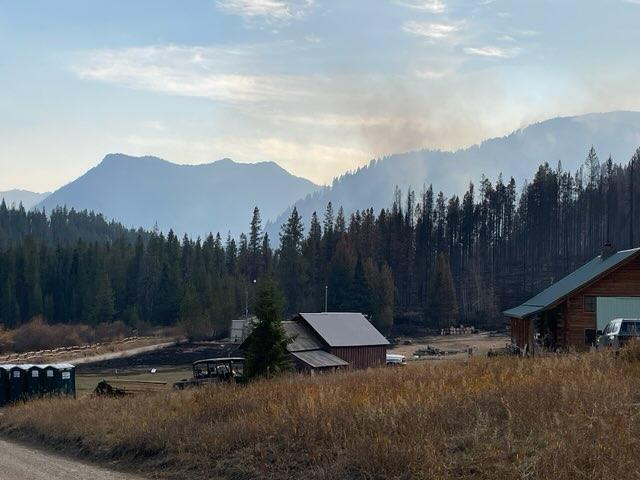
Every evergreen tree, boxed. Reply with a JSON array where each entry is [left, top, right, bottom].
[[179, 282, 210, 340], [262, 232, 272, 275], [248, 206, 263, 279], [244, 279, 291, 378], [91, 272, 115, 325], [278, 207, 306, 313], [425, 253, 458, 328], [364, 259, 394, 333]]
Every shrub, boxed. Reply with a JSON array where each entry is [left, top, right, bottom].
[[11, 317, 92, 352], [7, 317, 134, 353], [94, 320, 132, 343]]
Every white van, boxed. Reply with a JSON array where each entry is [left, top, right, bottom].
[[597, 318, 640, 350], [386, 353, 407, 366]]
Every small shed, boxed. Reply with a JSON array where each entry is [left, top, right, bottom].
[[230, 316, 257, 343]]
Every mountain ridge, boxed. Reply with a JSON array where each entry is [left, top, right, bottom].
[[38, 154, 320, 238], [266, 111, 640, 239], [1, 189, 50, 209]]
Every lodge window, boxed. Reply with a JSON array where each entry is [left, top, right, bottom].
[[585, 328, 597, 346], [584, 296, 596, 313]]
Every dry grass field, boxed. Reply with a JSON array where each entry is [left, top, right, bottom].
[[2, 350, 640, 480]]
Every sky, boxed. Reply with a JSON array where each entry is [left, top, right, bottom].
[[2, 0, 640, 192]]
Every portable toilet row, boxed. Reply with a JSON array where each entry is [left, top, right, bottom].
[[0, 363, 76, 406]]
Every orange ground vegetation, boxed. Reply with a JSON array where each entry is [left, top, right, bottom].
[[2, 350, 640, 479]]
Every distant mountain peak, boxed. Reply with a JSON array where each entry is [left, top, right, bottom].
[[38, 153, 319, 237]]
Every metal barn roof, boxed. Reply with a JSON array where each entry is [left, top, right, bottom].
[[297, 312, 390, 347], [290, 350, 349, 368], [282, 321, 324, 352], [504, 247, 640, 319]]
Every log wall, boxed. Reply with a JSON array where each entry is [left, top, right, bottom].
[[566, 255, 640, 349]]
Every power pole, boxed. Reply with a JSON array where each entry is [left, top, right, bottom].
[[324, 285, 328, 312], [245, 279, 257, 318]]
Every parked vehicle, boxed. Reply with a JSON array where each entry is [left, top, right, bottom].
[[597, 318, 640, 350], [173, 357, 246, 389], [386, 353, 407, 366]]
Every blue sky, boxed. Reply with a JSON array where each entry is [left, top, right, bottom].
[[2, 0, 640, 191]]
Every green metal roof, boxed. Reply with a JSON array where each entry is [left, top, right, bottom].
[[503, 247, 640, 319]]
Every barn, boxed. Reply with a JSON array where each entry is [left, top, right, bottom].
[[243, 312, 389, 371], [504, 245, 640, 353], [290, 313, 390, 370]]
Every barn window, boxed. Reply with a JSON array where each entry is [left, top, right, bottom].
[[584, 296, 596, 312], [584, 329, 597, 345]]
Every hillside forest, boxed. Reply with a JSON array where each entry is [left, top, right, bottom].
[[1, 146, 640, 336]]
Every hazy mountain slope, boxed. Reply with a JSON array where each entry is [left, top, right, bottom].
[[268, 111, 640, 238], [0, 190, 50, 209], [38, 154, 319, 237]]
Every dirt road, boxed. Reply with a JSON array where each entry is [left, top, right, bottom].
[[0, 439, 145, 480], [69, 340, 178, 365]]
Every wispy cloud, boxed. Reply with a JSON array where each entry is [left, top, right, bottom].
[[394, 0, 446, 13], [70, 43, 548, 184], [415, 68, 451, 79], [72, 45, 309, 103], [215, 0, 314, 23], [464, 45, 518, 58], [402, 21, 462, 40]]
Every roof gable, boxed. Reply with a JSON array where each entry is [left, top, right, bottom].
[[282, 321, 325, 352], [296, 312, 390, 347], [504, 247, 640, 319]]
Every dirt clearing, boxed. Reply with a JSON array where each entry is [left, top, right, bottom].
[[75, 340, 233, 395], [390, 331, 510, 360]]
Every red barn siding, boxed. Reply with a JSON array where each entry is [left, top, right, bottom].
[[330, 346, 387, 369]]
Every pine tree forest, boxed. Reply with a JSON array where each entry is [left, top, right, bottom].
[[1, 147, 640, 336]]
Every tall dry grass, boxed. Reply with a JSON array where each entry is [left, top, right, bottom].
[[2, 353, 640, 479]]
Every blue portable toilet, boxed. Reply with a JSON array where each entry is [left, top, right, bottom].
[[8, 365, 28, 402], [42, 364, 57, 395], [0, 365, 11, 407], [54, 363, 76, 398], [26, 365, 45, 398]]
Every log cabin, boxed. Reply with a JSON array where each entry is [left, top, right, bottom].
[[504, 245, 640, 352]]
